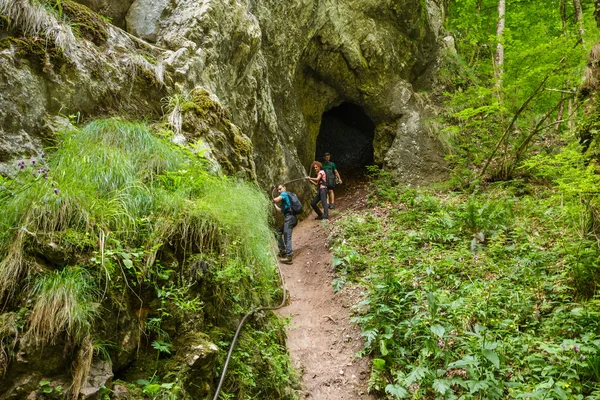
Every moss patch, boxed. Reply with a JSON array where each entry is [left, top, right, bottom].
[[0, 36, 68, 72], [182, 88, 231, 124], [179, 89, 254, 178], [42, 0, 109, 45]]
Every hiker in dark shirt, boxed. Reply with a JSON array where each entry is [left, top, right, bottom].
[[273, 184, 297, 264], [306, 161, 328, 220], [322, 152, 342, 209]]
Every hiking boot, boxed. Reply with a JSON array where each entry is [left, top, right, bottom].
[[314, 215, 323, 220], [280, 255, 293, 264], [278, 250, 286, 257], [329, 204, 335, 209]]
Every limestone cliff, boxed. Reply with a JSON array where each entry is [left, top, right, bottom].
[[1, 0, 448, 191]]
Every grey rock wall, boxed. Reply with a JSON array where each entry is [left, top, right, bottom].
[[0, 0, 448, 190]]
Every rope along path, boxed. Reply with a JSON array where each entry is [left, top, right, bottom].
[[212, 177, 309, 400]]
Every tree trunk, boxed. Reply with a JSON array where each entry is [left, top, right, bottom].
[[556, 97, 565, 132], [573, 0, 585, 42], [560, 0, 567, 35], [568, 98, 576, 130], [595, 0, 600, 27], [494, 0, 506, 87]]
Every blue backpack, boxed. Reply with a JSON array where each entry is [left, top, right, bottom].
[[285, 192, 303, 215]]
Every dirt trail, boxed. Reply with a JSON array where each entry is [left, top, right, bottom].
[[276, 181, 375, 400]]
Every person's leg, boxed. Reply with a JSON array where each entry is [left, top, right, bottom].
[[311, 192, 323, 218], [328, 189, 335, 208], [280, 215, 295, 264], [320, 188, 329, 218], [283, 215, 294, 256], [277, 224, 285, 255]]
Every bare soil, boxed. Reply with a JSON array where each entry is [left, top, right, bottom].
[[276, 180, 376, 400]]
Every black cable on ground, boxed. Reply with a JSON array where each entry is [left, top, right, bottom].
[[211, 177, 309, 400]]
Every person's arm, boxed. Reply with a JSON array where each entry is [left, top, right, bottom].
[[273, 195, 283, 212], [306, 176, 319, 186], [335, 170, 342, 184]]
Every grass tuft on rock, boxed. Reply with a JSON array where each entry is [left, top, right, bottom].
[[0, 117, 293, 398]]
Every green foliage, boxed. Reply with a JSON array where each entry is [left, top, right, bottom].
[[0, 118, 292, 398], [333, 169, 600, 397], [39, 380, 63, 398], [217, 315, 298, 400], [27, 266, 98, 346], [137, 377, 181, 400], [441, 0, 600, 182]]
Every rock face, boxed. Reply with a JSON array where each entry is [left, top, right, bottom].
[[1, 0, 448, 192], [148, 0, 449, 185]]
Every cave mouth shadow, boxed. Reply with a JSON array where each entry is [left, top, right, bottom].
[[315, 103, 375, 179]]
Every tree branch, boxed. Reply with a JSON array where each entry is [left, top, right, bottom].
[[479, 57, 566, 178]]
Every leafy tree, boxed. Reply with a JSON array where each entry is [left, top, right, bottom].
[[442, 0, 600, 182]]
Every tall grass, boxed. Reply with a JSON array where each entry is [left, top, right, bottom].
[[0, 0, 78, 57], [26, 266, 98, 346], [0, 117, 278, 334]]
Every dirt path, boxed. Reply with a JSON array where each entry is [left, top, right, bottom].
[[276, 181, 376, 400]]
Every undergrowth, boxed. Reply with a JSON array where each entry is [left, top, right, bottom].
[[332, 161, 600, 399], [0, 118, 295, 399]]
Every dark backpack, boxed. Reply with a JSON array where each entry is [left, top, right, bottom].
[[324, 169, 336, 189], [287, 192, 303, 215]]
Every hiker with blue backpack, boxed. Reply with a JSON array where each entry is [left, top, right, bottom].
[[273, 183, 301, 264]]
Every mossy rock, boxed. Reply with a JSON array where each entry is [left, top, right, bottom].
[[0, 36, 69, 72], [110, 380, 144, 399], [182, 89, 231, 125], [135, 66, 164, 88], [42, 0, 109, 45]]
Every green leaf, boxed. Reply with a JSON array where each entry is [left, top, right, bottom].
[[553, 384, 568, 400], [448, 356, 480, 369], [372, 358, 385, 370], [332, 256, 345, 268], [403, 366, 429, 385], [332, 276, 347, 293], [123, 259, 133, 269], [467, 379, 490, 394], [433, 379, 452, 395], [380, 340, 389, 356], [385, 384, 410, 398], [482, 348, 500, 369], [474, 325, 487, 335], [152, 340, 172, 354], [431, 324, 445, 339], [143, 383, 162, 395]]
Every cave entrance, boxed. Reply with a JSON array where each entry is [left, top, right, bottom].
[[315, 103, 375, 177]]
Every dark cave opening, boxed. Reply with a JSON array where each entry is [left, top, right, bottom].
[[315, 103, 375, 177]]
